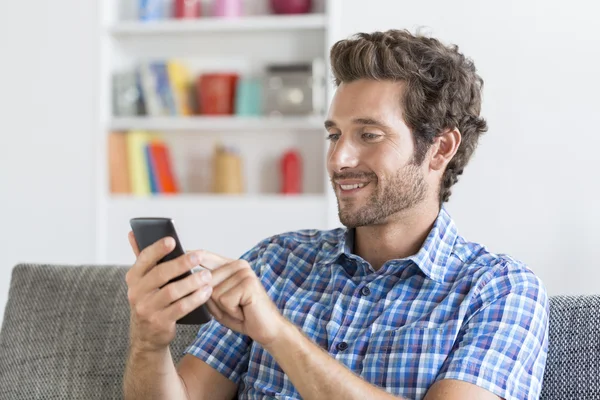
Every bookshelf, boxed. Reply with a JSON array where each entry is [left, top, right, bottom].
[[97, 0, 342, 264], [109, 116, 325, 131], [109, 14, 328, 35]]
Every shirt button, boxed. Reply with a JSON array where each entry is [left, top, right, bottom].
[[336, 342, 348, 351], [360, 286, 371, 296]]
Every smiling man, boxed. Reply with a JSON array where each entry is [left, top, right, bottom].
[[124, 30, 549, 400]]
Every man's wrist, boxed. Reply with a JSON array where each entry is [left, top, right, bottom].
[[262, 317, 300, 354], [129, 338, 169, 358]]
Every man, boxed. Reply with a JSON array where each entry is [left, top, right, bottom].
[[124, 30, 549, 400]]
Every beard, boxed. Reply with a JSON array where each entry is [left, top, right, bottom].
[[333, 162, 427, 228]]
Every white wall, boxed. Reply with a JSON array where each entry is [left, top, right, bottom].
[[0, 0, 98, 322], [1, 0, 599, 323], [337, 0, 600, 295]]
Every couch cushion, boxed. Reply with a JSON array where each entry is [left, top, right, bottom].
[[541, 295, 600, 400], [0, 264, 199, 400]]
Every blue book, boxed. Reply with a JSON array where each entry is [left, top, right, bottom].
[[150, 62, 177, 115], [145, 144, 159, 194]]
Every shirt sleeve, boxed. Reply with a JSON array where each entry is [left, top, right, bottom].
[[183, 240, 269, 383], [434, 261, 550, 400]]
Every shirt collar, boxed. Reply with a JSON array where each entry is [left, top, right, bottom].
[[318, 207, 458, 283], [406, 206, 458, 283]]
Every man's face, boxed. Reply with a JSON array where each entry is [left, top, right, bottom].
[[325, 79, 428, 228]]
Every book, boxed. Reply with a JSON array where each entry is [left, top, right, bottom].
[[107, 132, 131, 194], [167, 60, 193, 116], [145, 144, 160, 194], [151, 62, 178, 115], [126, 130, 153, 195], [148, 140, 179, 194], [138, 62, 165, 116]]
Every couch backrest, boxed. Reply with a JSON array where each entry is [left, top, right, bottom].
[[0, 264, 198, 399], [540, 295, 600, 399], [1, 264, 600, 399]]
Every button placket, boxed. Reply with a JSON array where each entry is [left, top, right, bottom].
[[336, 341, 348, 352]]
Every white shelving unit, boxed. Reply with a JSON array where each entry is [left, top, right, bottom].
[[109, 14, 327, 35], [109, 115, 325, 131], [96, 0, 342, 264]]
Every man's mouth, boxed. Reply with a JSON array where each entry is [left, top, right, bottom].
[[336, 181, 370, 194], [340, 183, 366, 190]]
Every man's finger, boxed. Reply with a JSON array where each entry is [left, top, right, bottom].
[[163, 286, 212, 322], [209, 260, 251, 287], [143, 252, 206, 293], [128, 231, 140, 257], [196, 249, 234, 270], [206, 298, 244, 327], [211, 265, 251, 301], [130, 236, 176, 279]]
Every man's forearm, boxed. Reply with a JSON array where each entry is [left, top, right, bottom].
[[264, 320, 407, 400], [123, 345, 189, 400]]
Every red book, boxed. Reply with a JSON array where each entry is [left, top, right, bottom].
[[148, 141, 179, 194]]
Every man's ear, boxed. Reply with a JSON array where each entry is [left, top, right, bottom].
[[429, 128, 461, 171]]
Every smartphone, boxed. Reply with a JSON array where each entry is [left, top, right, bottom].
[[129, 217, 212, 325]]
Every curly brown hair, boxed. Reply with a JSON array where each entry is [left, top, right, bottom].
[[329, 29, 488, 204]]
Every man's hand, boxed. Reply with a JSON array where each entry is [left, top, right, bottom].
[[197, 250, 287, 347], [125, 232, 213, 352]]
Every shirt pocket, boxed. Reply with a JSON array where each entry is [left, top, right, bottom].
[[361, 326, 455, 398]]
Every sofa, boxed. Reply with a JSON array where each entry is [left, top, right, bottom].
[[0, 264, 599, 399]]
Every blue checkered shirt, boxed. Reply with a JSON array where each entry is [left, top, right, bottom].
[[185, 207, 549, 399]]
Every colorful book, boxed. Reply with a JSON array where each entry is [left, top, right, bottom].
[[138, 62, 164, 116], [145, 144, 159, 194], [167, 60, 193, 116], [151, 62, 177, 115], [107, 132, 131, 194], [126, 131, 152, 195], [148, 140, 179, 193]]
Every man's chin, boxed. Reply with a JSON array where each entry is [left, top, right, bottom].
[[338, 209, 370, 229], [337, 207, 359, 228], [338, 204, 389, 228]]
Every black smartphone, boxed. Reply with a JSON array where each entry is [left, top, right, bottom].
[[129, 217, 212, 326]]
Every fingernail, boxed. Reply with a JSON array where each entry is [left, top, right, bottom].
[[200, 270, 211, 282], [189, 253, 198, 265], [164, 237, 173, 248]]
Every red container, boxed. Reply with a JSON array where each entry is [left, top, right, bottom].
[[175, 0, 202, 18], [281, 149, 302, 194], [197, 73, 239, 115], [270, 0, 312, 14]]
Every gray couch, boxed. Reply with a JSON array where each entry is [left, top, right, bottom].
[[0, 264, 599, 399]]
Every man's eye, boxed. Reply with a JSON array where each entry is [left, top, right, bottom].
[[362, 133, 381, 140], [326, 133, 340, 141]]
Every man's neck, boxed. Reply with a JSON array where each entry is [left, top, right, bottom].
[[353, 203, 440, 271]]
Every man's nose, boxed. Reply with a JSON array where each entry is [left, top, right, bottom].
[[328, 136, 359, 172]]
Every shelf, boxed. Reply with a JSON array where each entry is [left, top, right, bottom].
[[109, 116, 325, 132], [109, 14, 327, 36], [104, 193, 330, 263], [107, 194, 329, 216], [109, 193, 326, 204]]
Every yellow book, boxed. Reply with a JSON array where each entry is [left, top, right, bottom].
[[167, 60, 193, 116], [126, 130, 152, 195]]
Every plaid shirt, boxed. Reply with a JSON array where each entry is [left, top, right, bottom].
[[185, 207, 549, 399]]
